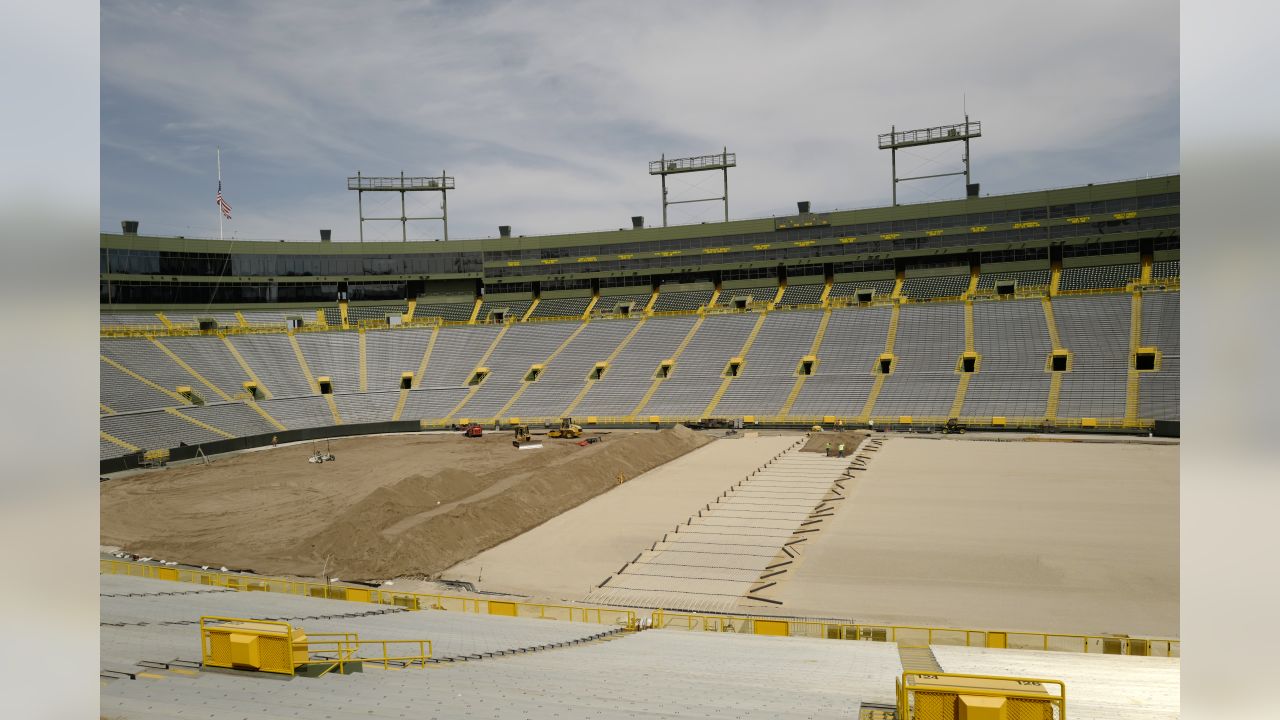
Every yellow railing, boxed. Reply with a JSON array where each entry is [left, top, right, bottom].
[[103, 559, 635, 628], [650, 610, 1178, 657], [406, 413, 1148, 431], [111, 560, 1172, 657], [199, 615, 432, 677], [304, 634, 433, 674], [103, 285, 1171, 340]]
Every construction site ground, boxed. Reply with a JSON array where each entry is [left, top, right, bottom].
[[100, 427, 711, 582]]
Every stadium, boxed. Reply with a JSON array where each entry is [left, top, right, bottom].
[[98, 145, 1180, 718]]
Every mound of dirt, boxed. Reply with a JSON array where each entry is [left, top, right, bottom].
[[800, 429, 872, 454], [102, 428, 712, 581]]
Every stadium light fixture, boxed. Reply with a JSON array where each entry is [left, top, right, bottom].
[[347, 171, 455, 242], [879, 118, 981, 206], [649, 149, 736, 227]]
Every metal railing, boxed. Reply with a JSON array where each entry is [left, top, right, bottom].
[[111, 560, 1173, 658], [199, 615, 431, 677], [305, 634, 433, 674], [103, 559, 634, 628], [650, 610, 1178, 657], [102, 284, 1167, 339]]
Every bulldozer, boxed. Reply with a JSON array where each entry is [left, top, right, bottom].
[[512, 424, 542, 449], [547, 417, 583, 439]]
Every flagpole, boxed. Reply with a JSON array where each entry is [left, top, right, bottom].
[[217, 147, 223, 241]]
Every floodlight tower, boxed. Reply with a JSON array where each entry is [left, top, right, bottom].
[[347, 171, 455, 242], [649, 148, 736, 226], [878, 117, 982, 205]]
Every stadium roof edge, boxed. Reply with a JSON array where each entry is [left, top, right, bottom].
[[101, 174, 1177, 253]]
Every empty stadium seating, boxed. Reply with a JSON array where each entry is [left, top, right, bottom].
[[714, 312, 824, 416], [477, 298, 532, 322], [1139, 291, 1179, 420], [976, 269, 1051, 290], [347, 304, 406, 324], [789, 306, 891, 416], [595, 293, 652, 315], [714, 285, 778, 307], [1059, 263, 1140, 291], [961, 299, 1052, 418], [413, 300, 475, 322], [652, 288, 713, 313], [776, 282, 824, 306], [505, 319, 638, 418], [529, 295, 592, 318], [829, 279, 894, 300], [364, 327, 434, 391], [874, 304, 966, 419], [99, 280, 1180, 460], [900, 273, 970, 300], [1053, 294, 1132, 418], [573, 316, 698, 417], [642, 313, 759, 415], [1151, 260, 1179, 281]]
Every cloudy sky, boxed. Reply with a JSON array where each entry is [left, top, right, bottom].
[[101, 0, 1178, 242]]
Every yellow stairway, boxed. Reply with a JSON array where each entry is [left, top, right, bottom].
[[1042, 297, 1064, 421], [222, 337, 272, 399], [412, 326, 441, 389], [948, 301, 976, 418], [150, 337, 232, 402], [101, 431, 139, 453], [1124, 291, 1143, 426], [358, 329, 368, 393], [164, 407, 236, 439], [246, 400, 286, 431], [101, 355, 189, 406], [286, 333, 319, 393], [818, 277, 834, 306], [858, 302, 900, 421]]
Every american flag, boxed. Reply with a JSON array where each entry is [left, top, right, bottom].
[[216, 180, 232, 220]]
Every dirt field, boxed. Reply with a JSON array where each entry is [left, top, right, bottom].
[[800, 430, 871, 454], [770, 436, 1179, 637], [100, 427, 710, 581]]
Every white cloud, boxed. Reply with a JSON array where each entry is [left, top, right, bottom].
[[101, 0, 1177, 240]]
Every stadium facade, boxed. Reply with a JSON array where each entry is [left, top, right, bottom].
[[99, 175, 1179, 468]]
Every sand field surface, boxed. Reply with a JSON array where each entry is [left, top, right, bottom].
[[444, 433, 799, 601], [769, 436, 1179, 636], [101, 427, 710, 581]]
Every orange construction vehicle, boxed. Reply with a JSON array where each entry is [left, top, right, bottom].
[[462, 423, 484, 438]]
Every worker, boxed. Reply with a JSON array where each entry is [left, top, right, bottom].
[[837, 442, 846, 458], [824, 442, 832, 457], [271, 435, 278, 447]]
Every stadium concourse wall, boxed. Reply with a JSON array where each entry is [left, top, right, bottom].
[[99, 420, 420, 474], [100, 412, 1177, 476]]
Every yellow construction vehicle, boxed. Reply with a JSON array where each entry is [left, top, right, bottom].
[[512, 424, 542, 449], [547, 417, 583, 439]]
